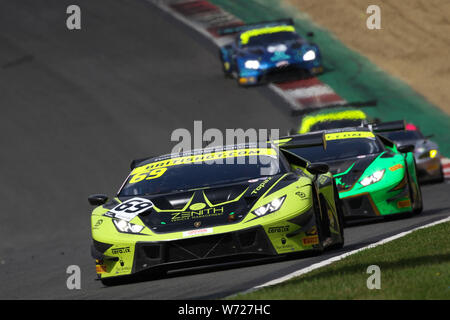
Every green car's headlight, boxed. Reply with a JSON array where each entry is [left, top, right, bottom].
[[252, 196, 286, 217], [360, 169, 385, 187], [113, 219, 144, 234]]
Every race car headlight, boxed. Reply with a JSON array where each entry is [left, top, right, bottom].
[[303, 50, 316, 61], [252, 196, 286, 217], [419, 149, 438, 159], [113, 219, 144, 234], [244, 60, 260, 69], [429, 149, 438, 158], [360, 169, 385, 187]]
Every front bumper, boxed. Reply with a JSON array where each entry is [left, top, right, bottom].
[[415, 157, 442, 182], [133, 226, 277, 273], [238, 61, 323, 85], [340, 177, 413, 219], [92, 226, 280, 279], [92, 207, 321, 279]]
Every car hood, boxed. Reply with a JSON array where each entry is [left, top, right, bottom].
[[238, 40, 309, 63], [117, 173, 296, 233], [326, 154, 379, 191], [395, 139, 438, 154]]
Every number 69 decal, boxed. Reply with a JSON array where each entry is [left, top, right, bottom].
[[106, 197, 153, 221]]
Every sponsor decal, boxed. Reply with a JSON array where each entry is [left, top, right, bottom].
[[271, 51, 291, 62], [389, 164, 404, 171], [115, 260, 131, 274], [93, 219, 103, 229], [131, 148, 277, 175], [189, 202, 206, 211], [397, 199, 411, 208], [302, 235, 319, 246], [111, 247, 131, 255], [128, 148, 278, 184], [325, 131, 375, 141], [106, 197, 153, 221], [171, 207, 224, 222], [295, 191, 306, 199], [426, 163, 439, 171], [95, 264, 107, 274], [275, 237, 295, 252], [335, 177, 351, 189], [182, 228, 213, 238], [268, 225, 289, 233], [317, 175, 330, 185], [251, 177, 273, 195]]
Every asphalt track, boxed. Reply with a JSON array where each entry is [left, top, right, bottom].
[[0, 0, 449, 299]]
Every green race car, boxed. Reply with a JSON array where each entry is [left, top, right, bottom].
[[278, 124, 423, 221], [88, 140, 344, 285]]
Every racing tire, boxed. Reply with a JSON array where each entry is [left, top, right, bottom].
[[406, 173, 423, 216], [311, 185, 325, 252], [412, 181, 423, 215], [436, 164, 445, 183], [410, 160, 423, 215], [330, 181, 345, 250], [218, 50, 232, 78]]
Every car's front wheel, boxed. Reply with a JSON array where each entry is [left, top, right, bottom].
[[331, 181, 345, 249], [218, 50, 232, 78]]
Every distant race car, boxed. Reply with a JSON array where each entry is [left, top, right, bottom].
[[295, 108, 370, 134], [218, 19, 323, 86], [380, 126, 444, 183], [89, 140, 344, 285], [277, 123, 423, 221]]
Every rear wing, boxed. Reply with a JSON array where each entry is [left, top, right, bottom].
[[217, 18, 294, 36], [365, 120, 406, 149], [370, 120, 406, 133], [273, 132, 327, 150]]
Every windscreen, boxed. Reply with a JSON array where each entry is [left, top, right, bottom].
[[309, 119, 363, 132], [289, 135, 384, 162], [383, 130, 423, 141], [244, 31, 298, 47], [119, 148, 286, 196]]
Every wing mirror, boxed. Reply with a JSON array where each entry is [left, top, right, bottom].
[[288, 128, 298, 135], [397, 144, 415, 154], [307, 162, 329, 175], [88, 194, 108, 206]]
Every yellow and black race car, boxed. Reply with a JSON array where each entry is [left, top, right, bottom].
[[88, 138, 344, 285]]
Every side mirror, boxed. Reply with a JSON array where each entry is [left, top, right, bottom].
[[288, 128, 298, 135], [425, 134, 434, 139], [397, 144, 415, 154], [88, 194, 108, 206], [307, 162, 329, 175], [306, 31, 315, 38]]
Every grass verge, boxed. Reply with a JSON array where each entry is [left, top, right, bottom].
[[228, 221, 450, 299]]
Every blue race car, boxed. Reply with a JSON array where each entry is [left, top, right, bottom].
[[218, 19, 323, 86]]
